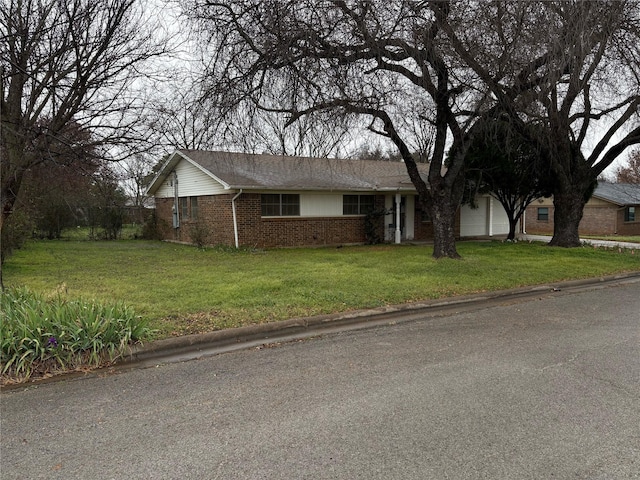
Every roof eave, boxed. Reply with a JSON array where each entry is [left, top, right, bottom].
[[225, 185, 418, 192], [591, 193, 624, 206]]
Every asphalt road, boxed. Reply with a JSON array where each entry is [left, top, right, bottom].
[[1, 281, 639, 479]]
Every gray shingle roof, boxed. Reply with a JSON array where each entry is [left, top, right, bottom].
[[176, 150, 426, 191], [593, 182, 640, 206]]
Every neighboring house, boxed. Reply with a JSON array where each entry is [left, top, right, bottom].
[[146, 150, 511, 248], [524, 182, 640, 236]]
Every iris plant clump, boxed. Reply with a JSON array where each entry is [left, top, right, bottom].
[[1, 286, 151, 383]]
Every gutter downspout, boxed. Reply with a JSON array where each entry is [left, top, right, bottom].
[[232, 189, 243, 248], [172, 171, 179, 230]]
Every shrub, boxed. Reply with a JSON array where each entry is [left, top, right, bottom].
[[141, 211, 166, 240], [0, 286, 151, 384], [188, 222, 211, 248], [364, 209, 388, 245]]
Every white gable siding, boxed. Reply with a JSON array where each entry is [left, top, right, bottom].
[[155, 160, 227, 198]]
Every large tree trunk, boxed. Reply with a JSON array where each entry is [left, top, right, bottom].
[[549, 189, 587, 247], [507, 217, 518, 241], [431, 198, 460, 258], [1, 145, 27, 264]]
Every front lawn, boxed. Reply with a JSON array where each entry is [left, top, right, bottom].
[[4, 239, 640, 337]]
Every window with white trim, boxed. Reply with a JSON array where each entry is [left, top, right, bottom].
[[625, 206, 635, 222], [537, 207, 549, 221], [261, 194, 300, 216], [343, 195, 375, 215]]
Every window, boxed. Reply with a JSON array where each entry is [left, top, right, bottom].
[[180, 197, 189, 220], [625, 206, 635, 222], [190, 197, 198, 219], [261, 193, 300, 216], [178, 196, 198, 220], [343, 195, 375, 215], [537, 207, 549, 221]]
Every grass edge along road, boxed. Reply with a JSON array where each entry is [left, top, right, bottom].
[[4, 238, 640, 337], [2, 238, 639, 385]]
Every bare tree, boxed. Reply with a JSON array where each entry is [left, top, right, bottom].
[[1, 0, 169, 269], [444, 1, 640, 246], [116, 154, 157, 225], [144, 74, 222, 151], [616, 149, 640, 184], [187, 0, 503, 259], [144, 67, 354, 158], [223, 105, 355, 158]]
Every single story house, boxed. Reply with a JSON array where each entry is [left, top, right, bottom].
[[524, 182, 640, 236], [146, 150, 511, 248]]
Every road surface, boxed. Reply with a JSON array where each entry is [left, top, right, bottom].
[[1, 280, 639, 479]]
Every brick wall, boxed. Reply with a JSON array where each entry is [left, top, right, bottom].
[[156, 193, 469, 246], [525, 204, 621, 235], [236, 193, 386, 247], [155, 193, 473, 246], [155, 193, 387, 247], [617, 208, 640, 236], [155, 195, 236, 245], [155, 198, 177, 240], [580, 206, 618, 235]]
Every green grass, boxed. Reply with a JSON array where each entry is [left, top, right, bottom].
[[3, 238, 640, 338]]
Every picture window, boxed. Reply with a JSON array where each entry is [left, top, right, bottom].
[[261, 194, 300, 216], [343, 195, 375, 215]]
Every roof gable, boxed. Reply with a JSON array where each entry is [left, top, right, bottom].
[[146, 150, 230, 196]]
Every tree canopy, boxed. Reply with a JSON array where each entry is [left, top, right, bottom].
[[616, 150, 640, 184], [188, 0, 640, 254], [464, 117, 553, 240], [1, 0, 168, 272]]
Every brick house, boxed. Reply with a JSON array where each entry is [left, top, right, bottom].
[[146, 150, 511, 248], [524, 182, 640, 236]]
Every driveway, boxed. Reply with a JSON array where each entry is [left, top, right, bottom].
[[521, 233, 640, 249], [1, 280, 639, 479]]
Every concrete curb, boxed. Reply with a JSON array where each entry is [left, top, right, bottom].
[[123, 271, 640, 364]]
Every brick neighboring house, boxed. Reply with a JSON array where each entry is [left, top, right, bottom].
[[146, 150, 511, 248], [524, 182, 640, 236]]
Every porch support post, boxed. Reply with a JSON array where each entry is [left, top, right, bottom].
[[395, 193, 401, 244], [231, 189, 243, 248]]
